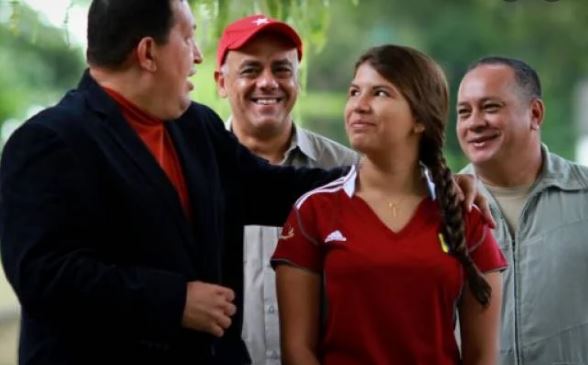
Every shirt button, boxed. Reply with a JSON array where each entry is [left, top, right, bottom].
[[267, 305, 276, 314]]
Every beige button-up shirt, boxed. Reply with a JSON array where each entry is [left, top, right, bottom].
[[462, 145, 588, 365]]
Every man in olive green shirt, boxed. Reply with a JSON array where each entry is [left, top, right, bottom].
[[457, 56, 588, 365]]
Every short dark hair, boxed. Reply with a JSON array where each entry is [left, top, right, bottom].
[[86, 0, 178, 68], [468, 56, 542, 100]]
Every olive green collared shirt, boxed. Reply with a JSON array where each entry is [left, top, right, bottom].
[[462, 145, 588, 365]]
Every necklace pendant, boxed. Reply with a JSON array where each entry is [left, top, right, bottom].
[[388, 201, 398, 217]]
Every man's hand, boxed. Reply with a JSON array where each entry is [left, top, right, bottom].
[[182, 281, 237, 337], [454, 173, 496, 228]]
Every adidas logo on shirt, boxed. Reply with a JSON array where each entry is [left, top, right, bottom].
[[324, 230, 347, 243]]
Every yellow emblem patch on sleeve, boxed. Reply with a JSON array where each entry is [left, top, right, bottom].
[[438, 233, 449, 253]]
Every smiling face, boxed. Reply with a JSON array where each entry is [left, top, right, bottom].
[[344, 62, 422, 157], [215, 32, 299, 137], [456, 64, 540, 168]]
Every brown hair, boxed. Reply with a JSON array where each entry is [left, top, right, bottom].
[[354, 45, 491, 305]]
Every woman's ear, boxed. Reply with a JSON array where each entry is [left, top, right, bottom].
[[413, 123, 425, 134]]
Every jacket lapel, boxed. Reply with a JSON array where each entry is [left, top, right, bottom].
[[79, 71, 198, 261], [167, 119, 221, 283]]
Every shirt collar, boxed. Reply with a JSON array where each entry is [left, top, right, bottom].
[[225, 117, 317, 163], [341, 162, 437, 200], [534, 144, 588, 191], [225, 116, 234, 132], [462, 144, 588, 193], [292, 126, 319, 162]]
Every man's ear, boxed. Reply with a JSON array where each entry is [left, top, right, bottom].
[[214, 69, 228, 98], [136, 37, 157, 72], [530, 98, 545, 130]]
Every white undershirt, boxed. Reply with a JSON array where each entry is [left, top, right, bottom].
[[485, 182, 534, 236]]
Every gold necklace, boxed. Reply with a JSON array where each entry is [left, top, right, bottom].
[[386, 199, 404, 217], [387, 201, 398, 217]]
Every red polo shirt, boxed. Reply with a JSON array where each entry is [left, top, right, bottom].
[[272, 166, 507, 365]]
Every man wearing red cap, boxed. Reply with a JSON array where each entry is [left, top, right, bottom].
[[214, 15, 357, 365]]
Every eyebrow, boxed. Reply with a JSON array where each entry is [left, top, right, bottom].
[[348, 83, 398, 96], [237, 58, 296, 69], [348, 83, 393, 89], [372, 84, 394, 91], [272, 59, 295, 66], [238, 60, 262, 68], [457, 97, 503, 107]]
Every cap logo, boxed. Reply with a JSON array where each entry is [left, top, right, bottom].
[[217, 15, 302, 70], [253, 17, 270, 26]]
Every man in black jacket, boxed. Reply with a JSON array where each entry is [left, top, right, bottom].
[[0, 1, 341, 364]]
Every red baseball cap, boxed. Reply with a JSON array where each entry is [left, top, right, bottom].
[[216, 14, 303, 70]]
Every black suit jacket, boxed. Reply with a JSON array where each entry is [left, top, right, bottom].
[[0, 71, 343, 364]]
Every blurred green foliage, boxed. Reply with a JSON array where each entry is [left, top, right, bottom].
[[0, 2, 84, 125]]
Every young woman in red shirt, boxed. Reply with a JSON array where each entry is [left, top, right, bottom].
[[272, 45, 506, 365]]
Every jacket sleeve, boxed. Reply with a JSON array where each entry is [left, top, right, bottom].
[[237, 152, 345, 226], [200, 105, 347, 227], [0, 121, 186, 340]]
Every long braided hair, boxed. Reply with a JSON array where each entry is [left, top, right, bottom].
[[354, 45, 491, 305]]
